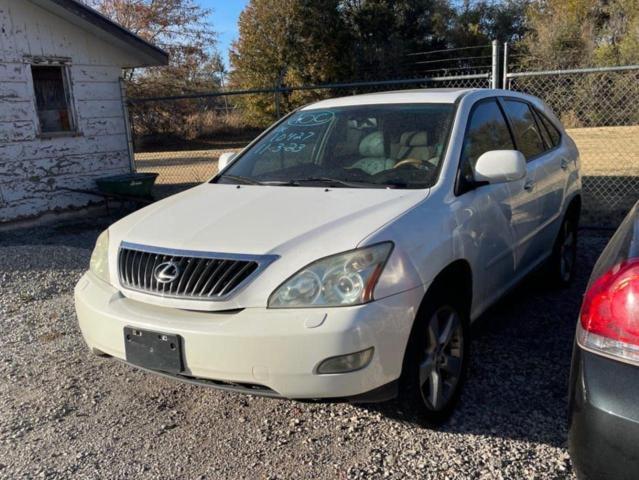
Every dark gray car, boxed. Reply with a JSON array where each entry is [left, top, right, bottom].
[[569, 201, 639, 479]]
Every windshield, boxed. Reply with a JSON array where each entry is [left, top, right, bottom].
[[215, 103, 456, 189]]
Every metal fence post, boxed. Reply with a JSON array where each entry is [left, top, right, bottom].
[[274, 86, 281, 119], [502, 42, 509, 89], [119, 77, 136, 173], [274, 68, 286, 119], [491, 40, 500, 89]]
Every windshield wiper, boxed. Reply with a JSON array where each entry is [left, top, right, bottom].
[[283, 177, 391, 188], [218, 175, 264, 185], [379, 180, 411, 189], [220, 175, 404, 189]]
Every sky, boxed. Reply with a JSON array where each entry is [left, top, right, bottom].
[[200, 0, 249, 69]]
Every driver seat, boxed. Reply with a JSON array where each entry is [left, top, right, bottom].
[[397, 131, 431, 162]]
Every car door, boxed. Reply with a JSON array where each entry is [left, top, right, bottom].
[[500, 98, 552, 274], [532, 107, 572, 253], [456, 98, 524, 310]]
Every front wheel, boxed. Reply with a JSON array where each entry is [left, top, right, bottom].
[[400, 295, 469, 427]]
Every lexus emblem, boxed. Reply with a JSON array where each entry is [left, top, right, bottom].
[[154, 261, 180, 284]]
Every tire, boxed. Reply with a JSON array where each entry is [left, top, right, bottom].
[[399, 287, 470, 427], [547, 214, 578, 287]]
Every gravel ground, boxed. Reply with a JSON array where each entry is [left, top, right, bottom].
[[0, 214, 611, 479]]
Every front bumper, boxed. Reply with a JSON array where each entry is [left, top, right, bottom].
[[74, 272, 424, 400], [568, 345, 639, 479]]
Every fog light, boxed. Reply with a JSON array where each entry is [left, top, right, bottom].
[[316, 347, 374, 374]]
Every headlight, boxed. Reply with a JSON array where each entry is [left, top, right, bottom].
[[89, 230, 110, 284], [268, 242, 393, 308]]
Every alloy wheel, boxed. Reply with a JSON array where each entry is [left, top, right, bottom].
[[419, 306, 464, 411]]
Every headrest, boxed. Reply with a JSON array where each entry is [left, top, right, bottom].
[[359, 131, 384, 157], [400, 131, 428, 147]]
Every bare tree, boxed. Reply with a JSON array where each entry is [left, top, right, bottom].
[[87, 0, 222, 95]]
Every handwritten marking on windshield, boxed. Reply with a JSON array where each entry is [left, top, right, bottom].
[[287, 111, 334, 126], [262, 143, 306, 153], [273, 131, 315, 142]]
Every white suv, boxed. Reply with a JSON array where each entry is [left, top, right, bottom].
[[75, 89, 581, 425]]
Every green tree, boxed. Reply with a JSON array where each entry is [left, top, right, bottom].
[[521, 0, 603, 69], [520, 0, 639, 69], [229, 0, 351, 124], [593, 0, 639, 65], [340, 0, 453, 79], [447, 0, 530, 47]]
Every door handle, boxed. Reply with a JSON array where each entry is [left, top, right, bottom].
[[560, 158, 570, 170], [524, 179, 535, 192]]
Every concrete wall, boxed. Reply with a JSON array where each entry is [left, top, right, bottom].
[[0, 0, 140, 222]]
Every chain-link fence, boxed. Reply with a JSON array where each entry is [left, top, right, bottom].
[[506, 66, 639, 226], [130, 74, 491, 197], [128, 52, 639, 227], [130, 92, 272, 197]]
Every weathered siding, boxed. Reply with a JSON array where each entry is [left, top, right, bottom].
[[0, 0, 139, 222]]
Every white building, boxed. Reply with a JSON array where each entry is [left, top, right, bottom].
[[0, 0, 168, 223]]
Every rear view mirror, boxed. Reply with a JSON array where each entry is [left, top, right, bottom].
[[473, 150, 526, 184], [218, 152, 237, 171]]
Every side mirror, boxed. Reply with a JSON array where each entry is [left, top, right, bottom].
[[218, 152, 237, 171], [473, 150, 526, 184]]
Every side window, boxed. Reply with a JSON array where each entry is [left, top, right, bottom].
[[460, 99, 514, 185], [503, 100, 546, 160], [532, 108, 553, 149], [535, 109, 562, 147]]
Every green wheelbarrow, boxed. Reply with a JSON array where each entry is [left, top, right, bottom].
[[96, 172, 159, 200]]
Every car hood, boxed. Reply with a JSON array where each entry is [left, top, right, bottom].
[[110, 183, 428, 256]]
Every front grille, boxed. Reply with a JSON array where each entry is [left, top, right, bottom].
[[118, 243, 275, 300]]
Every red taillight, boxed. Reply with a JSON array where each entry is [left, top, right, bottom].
[[580, 259, 639, 347]]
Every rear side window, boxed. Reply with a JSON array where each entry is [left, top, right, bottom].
[[503, 99, 546, 160], [535, 109, 561, 147], [459, 99, 514, 186], [532, 109, 553, 148]]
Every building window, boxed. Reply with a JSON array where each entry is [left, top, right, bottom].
[[31, 65, 75, 134]]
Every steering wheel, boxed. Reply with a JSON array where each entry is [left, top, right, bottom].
[[393, 158, 425, 169]]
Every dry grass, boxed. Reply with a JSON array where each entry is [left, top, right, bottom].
[[134, 125, 639, 225], [135, 125, 639, 184], [566, 125, 639, 176], [181, 111, 254, 140], [135, 148, 233, 185]]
